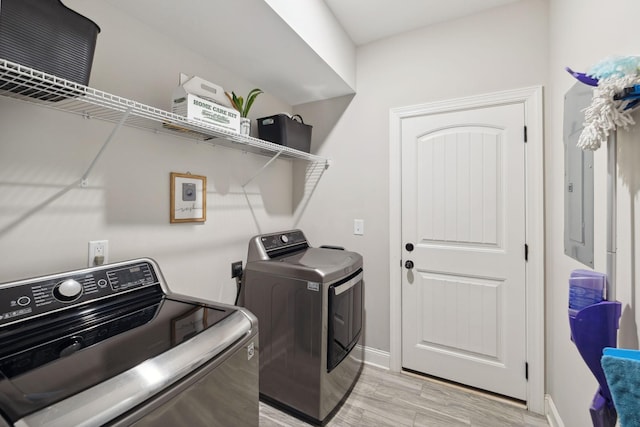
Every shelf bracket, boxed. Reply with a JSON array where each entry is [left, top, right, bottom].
[[240, 150, 284, 235], [240, 150, 284, 189], [80, 107, 132, 187]]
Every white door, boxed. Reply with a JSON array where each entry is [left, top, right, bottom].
[[401, 102, 527, 400]]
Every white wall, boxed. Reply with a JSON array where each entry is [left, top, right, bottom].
[[547, 1, 640, 426], [295, 0, 548, 353], [0, 1, 298, 303]]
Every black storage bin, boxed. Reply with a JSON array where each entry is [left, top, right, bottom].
[[0, 0, 100, 100], [257, 114, 312, 153]]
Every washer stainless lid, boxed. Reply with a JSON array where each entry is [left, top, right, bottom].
[[245, 247, 363, 283], [0, 259, 246, 425], [0, 294, 238, 423]]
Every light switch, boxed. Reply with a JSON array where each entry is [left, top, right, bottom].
[[354, 219, 364, 235]]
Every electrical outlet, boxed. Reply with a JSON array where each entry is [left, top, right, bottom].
[[88, 240, 109, 267], [354, 219, 364, 235], [231, 261, 243, 278]]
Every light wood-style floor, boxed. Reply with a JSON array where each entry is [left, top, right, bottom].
[[259, 364, 549, 427]]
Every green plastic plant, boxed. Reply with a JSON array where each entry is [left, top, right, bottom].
[[225, 88, 263, 118]]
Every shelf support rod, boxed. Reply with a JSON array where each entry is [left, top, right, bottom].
[[80, 107, 132, 187], [242, 187, 262, 236], [239, 150, 287, 235], [241, 150, 284, 188]]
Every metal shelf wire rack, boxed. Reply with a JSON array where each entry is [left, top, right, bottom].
[[0, 58, 329, 165]]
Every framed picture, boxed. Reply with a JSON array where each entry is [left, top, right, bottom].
[[170, 172, 206, 223]]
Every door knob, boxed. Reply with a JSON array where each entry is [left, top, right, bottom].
[[405, 243, 414, 252], [405, 260, 414, 269]]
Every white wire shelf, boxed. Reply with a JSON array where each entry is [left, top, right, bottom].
[[0, 59, 329, 164]]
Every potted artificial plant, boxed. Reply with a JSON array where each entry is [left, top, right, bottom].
[[225, 88, 263, 135]]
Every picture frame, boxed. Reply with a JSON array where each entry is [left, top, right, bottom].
[[170, 172, 206, 223]]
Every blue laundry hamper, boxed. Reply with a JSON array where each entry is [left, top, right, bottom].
[[569, 297, 621, 427]]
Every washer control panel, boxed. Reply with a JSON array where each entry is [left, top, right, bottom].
[[0, 260, 159, 327]]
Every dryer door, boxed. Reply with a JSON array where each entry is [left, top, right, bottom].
[[327, 270, 363, 372]]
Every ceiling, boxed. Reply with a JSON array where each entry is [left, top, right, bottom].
[[101, 0, 523, 105], [323, 0, 522, 45]]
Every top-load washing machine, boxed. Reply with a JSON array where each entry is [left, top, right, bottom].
[[0, 258, 259, 427], [241, 229, 363, 424]]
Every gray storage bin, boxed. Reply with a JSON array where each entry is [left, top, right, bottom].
[[0, 0, 100, 100]]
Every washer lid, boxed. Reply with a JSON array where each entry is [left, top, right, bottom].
[[0, 291, 241, 424], [246, 247, 363, 283]]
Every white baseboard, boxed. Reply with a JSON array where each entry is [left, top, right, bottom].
[[545, 395, 565, 427], [356, 344, 390, 370]]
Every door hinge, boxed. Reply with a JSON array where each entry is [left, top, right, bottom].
[[525, 362, 529, 380], [524, 126, 528, 143], [524, 243, 529, 261]]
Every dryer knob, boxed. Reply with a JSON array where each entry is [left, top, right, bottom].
[[54, 279, 83, 302], [280, 235, 289, 244]]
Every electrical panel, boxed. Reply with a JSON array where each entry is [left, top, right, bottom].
[[564, 82, 594, 267]]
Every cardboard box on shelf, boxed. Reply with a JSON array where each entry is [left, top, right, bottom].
[[171, 74, 240, 134]]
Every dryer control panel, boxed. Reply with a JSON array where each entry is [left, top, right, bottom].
[[0, 259, 161, 327], [247, 230, 310, 262], [261, 230, 307, 252]]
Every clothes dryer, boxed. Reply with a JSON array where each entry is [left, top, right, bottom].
[[242, 229, 363, 424]]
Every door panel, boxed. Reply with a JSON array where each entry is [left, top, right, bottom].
[[417, 272, 501, 359], [401, 103, 526, 400], [417, 127, 502, 247]]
